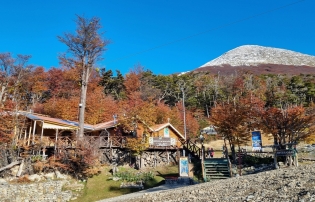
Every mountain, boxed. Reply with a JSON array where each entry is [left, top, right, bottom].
[[194, 45, 315, 75]]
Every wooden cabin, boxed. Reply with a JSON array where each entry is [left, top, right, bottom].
[[90, 117, 185, 150], [18, 112, 186, 166]]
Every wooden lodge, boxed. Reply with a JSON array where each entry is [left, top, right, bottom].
[[17, 112, 186, 166]]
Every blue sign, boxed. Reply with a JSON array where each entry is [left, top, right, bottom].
[[179, 157, 189, 177], [251, 131, 262, 151]]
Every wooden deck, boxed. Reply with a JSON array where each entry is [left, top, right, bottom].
[[19, 135, 181, 150]]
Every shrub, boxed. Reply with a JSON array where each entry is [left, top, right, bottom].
[[113, 170, 154, 182]]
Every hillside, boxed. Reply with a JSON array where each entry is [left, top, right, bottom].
[[194, 45, 315, 75]]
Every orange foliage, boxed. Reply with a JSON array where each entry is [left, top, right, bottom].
[[210, 95, 265, 148], [126, 137, 149, 156], [260, 105, 315, 144], [0, 105, 16, 145], [43, 97, 79, 121], [124, 70, 141, 96], [85, 86, 119, 124]]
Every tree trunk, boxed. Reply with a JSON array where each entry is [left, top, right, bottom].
[[78, 67, 88, 138]]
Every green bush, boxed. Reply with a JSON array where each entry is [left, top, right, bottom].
[[113, 171, 154, 182], [243, 155, 273, 165]]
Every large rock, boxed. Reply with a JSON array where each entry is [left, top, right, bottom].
[[0, 178, 7, 185], [44, 172, 56, 180], [28, 174, 41, 182]]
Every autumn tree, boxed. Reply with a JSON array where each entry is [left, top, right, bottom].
[[0, 53, 33, 170], [259, 105, 315, 146], [211, 96, 264, 161], [58, 15, 109, 137], [85, 86, 119, 124], [26, 66, 49, 108], [0, 53, 33, 107]]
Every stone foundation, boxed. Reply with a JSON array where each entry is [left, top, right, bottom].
[[100, 149, 179, 168], [141, 150, 178, 167]]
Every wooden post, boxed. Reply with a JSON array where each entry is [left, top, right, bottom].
[[32, 120, 37, 144], [27, 126, 32, 146], [288, 155, 292, 166], [43, 148, 46, 160], [40, 121, 44, 141], [295, 154, 299, 167], [55, 128, 59, 151], [154, 151, 157, 167], [201, 147, 205, 181], [24, 130, 27, 145], [273, 147, 278, 169]]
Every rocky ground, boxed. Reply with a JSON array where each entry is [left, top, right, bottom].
[[102, 163, 315, 202]]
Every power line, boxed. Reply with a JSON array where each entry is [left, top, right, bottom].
[[107, 0, 306, 64]]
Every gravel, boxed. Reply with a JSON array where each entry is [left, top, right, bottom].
[[99, 163, 315, 202]]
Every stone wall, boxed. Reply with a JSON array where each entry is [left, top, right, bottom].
[[100, 148, 179, 168], [0, 180, 72, 202], [141, 150, 178, 167]]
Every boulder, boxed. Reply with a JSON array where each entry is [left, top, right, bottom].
[[28, 174, 41, 182], [0, 178, 7, 185], [44, 172, 56, 180], [55, 170, 68, 180]]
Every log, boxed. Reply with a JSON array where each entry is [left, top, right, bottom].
[[0, 161, 21, 172], [16, 159, 24, 177]]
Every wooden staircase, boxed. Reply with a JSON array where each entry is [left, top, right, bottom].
[[203, 158, 231, 181], [178, 139, 231, 182], [178, 139, 202, 159]]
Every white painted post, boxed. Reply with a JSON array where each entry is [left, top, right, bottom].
[[55, 128, 59, 151], [27, 127, 32, 146], [40, 121, 44, 141], [32, 120, 37, 144]]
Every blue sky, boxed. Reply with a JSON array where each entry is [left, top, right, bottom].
[[1, 0, 314, 75]]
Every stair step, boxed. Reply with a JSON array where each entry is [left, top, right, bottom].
[[205, 170, 229, 173], [204, 164, 228, 166], [205, 177, 230, 180]]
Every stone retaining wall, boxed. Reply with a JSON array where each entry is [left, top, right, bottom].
[[0, 180, 72, 202], [141, 150, 178, 167], [100, 149, 178, 168]]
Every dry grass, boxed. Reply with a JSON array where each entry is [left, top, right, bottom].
[[202, 134, 274, 151]]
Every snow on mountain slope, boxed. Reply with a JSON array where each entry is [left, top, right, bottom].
[[200, 45, 315, 68]]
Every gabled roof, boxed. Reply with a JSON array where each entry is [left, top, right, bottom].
[[93, 120, 117, 130], [19, 111, 94, 130], [149, 122, 185, 140]]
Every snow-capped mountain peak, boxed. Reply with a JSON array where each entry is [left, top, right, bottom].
[[200, 45, 315, 67]]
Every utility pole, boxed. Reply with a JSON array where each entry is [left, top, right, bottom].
[[179, 81, 187, 157]]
